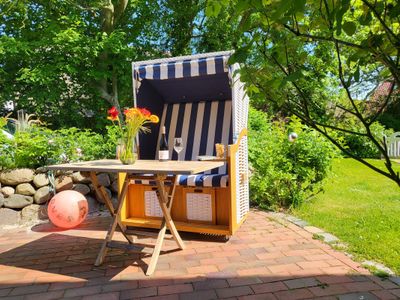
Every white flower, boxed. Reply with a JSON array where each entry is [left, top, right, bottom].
[[48, 139, 54, 144]]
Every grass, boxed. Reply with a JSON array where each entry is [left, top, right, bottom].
[[292, 158, 400, 275]]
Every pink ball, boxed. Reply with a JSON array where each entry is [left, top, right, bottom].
[[48, 190, 88, 229]]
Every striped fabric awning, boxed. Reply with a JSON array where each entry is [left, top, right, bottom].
[[134, 55, 230, 81]]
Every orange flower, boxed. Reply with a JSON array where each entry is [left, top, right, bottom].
[[149, 115, 159, 123], [124, 108, 140, 119], [108, 105, 158, 140], [139, 108, 151, 117]]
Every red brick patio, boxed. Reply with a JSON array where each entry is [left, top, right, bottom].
[[0, 209, 398, 299]]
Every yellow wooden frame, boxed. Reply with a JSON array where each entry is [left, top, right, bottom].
[[119, 128, 249, 236]]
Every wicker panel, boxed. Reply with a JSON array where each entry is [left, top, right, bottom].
[[144, 191, 163, 218], [236, 136, 250, 224], [230, 63, 249, 140], [186, 193, 213, 222]]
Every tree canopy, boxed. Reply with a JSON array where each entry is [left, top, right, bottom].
[[0, 0, 237, 129], [207, 0, 400, 185]]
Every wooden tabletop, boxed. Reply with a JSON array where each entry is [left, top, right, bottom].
[[47, 159, 224, 175]]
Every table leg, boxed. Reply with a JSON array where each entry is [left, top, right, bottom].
[[155, 175, 185, 249], [90, 172, 133, 244], [146, 175, 185, 276], [94, 175, 130, 266]]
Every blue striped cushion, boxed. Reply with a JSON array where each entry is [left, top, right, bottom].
[[156, 100, 233, 175], [132, 174, 228, 188], [178, 174, 228, 188]]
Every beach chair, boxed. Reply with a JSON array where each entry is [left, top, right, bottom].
[[120, 51, 249, 236]]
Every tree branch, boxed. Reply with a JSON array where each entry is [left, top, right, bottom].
[[361, 0, 400, 44], [283, 24, 366, 50], [290, 109, 400, 186]]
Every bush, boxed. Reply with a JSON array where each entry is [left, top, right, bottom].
[[337, 119, 393, 158], [248, 107, 338, 209], [0, 125, 119, 169], [0, 131, 14, 169]]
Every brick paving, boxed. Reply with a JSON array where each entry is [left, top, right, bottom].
[[0, 209, 398, 299]]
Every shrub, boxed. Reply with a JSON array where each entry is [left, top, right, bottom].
[[0, 131, 14, 170], [337, 119, 393, 158], [0, 125, 119, 169], [248, 107, 338, 209]]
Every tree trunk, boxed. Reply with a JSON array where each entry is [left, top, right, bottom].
[[96, 0, 129, 114]]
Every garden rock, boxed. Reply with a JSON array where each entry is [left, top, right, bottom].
[[319, 232, 339, 243], [97, 173, 110, 187], [286, 216, 308, 227], [72, 172, 91, 184], [111, 180, 118, 193], [1, 186, 15, 197], [35, 166, 48, 173], [362, 260, 394, 276], [390, 277, 400, 286], [111, 196, 118, 210], [0, 169, 34, 185], [4, 194, 33, 209], [0, 194, 4, 208], [109, 173, 118, 182], [33, 174, 49, 188], [73, 184, 90, 196], [86, 195, 100, 213], [55, 170, 73, 177], [95, 187, 112, 204], [34, 186, 51, 204], [21, 204, 48, 223], [55, 176, 73, 192], [16, 183, 36, 196], [0, 208, 21, 226]]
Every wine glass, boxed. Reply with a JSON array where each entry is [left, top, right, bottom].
[[174, 138, 184, 160]]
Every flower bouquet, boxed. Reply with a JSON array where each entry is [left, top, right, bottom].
[[107, 106, 159, 164]]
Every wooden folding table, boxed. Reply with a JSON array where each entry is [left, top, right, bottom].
[[48, 159, 223, 275]]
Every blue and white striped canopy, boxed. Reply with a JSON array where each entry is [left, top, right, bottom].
[[133, 54, 230, 81]]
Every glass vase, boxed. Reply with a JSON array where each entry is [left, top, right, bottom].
[[117, 138, 138, 164]]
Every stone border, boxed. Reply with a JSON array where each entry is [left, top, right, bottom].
[[0, 169, 119, 228], [267, 211, 399, 282]]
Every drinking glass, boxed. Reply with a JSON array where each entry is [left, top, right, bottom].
[[174, 138, 184, 160]]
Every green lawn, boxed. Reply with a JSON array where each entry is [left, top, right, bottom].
[[293, 158, 400, 275]]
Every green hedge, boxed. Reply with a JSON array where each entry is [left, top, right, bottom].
[[248, 108, 338, 209]]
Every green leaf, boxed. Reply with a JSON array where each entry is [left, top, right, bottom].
[[354, 66, 360, 82], [229, 47, 249, 63], [388, 4, 400, 18], [286, 70, 303, 82], [359, 11, 372, 25], [342, 21, 356, 36], [293, 0, 306, 12], [205, 1, 222, 17], [335, 0, 350, 35], [247, 84, 260, 95], [236, 0, 252, 13]]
